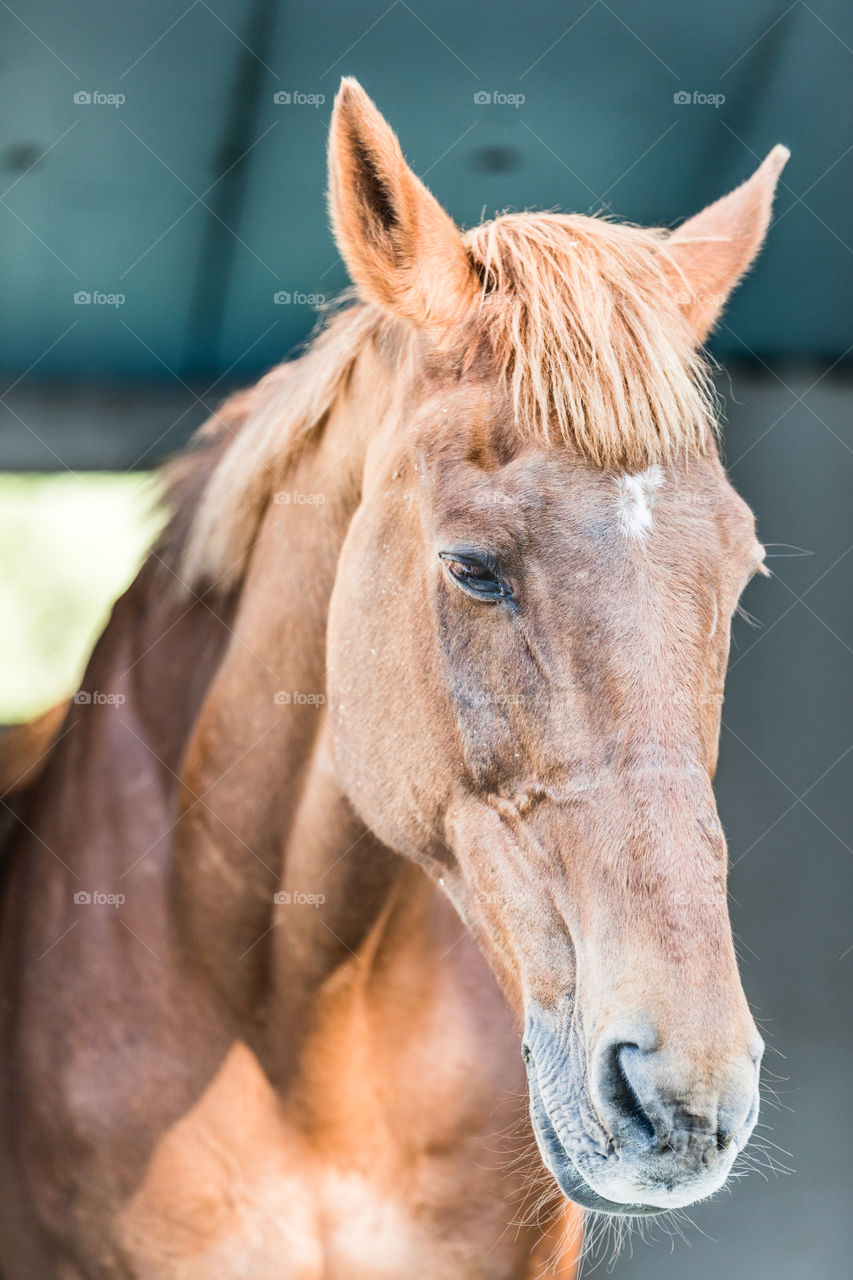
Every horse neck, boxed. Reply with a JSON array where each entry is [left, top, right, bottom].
[[171, 335, 432, 1034]]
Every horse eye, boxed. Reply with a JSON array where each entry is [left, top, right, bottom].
[[439, 552, 509, 602]]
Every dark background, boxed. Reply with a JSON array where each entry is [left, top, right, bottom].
[[1, 3, 851, 1276]]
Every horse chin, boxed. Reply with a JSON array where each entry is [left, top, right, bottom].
[[527, 1069, 732, 1218]]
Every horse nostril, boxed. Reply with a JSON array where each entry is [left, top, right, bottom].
[[609, 1043, 657, 1144], [595, 1033, 759, 1159], [716, 1124, 735, 1151]]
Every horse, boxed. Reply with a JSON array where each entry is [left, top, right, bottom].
[[0, 77, 787, 1278]]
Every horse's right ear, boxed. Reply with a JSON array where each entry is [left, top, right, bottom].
[[328, 78, 477, 332]]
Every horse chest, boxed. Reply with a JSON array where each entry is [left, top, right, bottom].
[[118, 1163, 428, 1280], [113, 1040, 525, 1280]]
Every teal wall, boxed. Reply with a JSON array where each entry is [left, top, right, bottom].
[[1, 0, 850, 395]]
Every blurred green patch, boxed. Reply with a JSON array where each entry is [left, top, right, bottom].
[[0, 474, 164, 723]]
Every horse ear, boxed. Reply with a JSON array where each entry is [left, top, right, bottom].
[[662, 145, 789, 343], [328, 77, 477, 331]]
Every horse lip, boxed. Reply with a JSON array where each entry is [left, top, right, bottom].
[[526, 1065, 673, 1217]]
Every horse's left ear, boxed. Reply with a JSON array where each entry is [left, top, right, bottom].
[[328, 77, 478, 332], [662, 145, 789, 343]]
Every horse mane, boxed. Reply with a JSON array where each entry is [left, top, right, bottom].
[[464, 212, 716, 466], [172, 211, 717, 593], [173, 302, 383, 593]]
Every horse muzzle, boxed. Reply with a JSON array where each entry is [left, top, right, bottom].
[[523, 1010, 763, 1215]]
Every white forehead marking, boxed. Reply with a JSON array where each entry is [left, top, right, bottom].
[[616, 466, 665, 541]]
